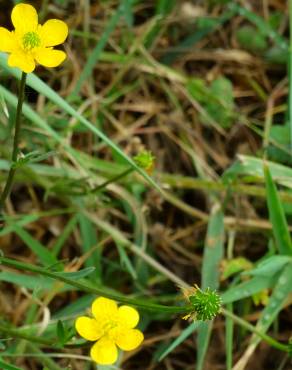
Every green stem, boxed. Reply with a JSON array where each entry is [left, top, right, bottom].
[[0, 256, 190, 314], [0, 323, 52, 346], [221, 308, 289, 353], [87, 167, 134, 194], [0, 72, 27, 216]]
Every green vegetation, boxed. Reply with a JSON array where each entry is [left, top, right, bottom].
[[0, 0, 292, 369]]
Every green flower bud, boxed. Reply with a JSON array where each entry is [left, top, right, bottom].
[[133, 150, 155, 174]]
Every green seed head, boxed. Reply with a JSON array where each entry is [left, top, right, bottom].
[[23, 32, 41, 50], [188, 287, 222, 321], [133, 150, 155, 173]]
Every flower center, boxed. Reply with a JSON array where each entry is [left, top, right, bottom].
[[22, 32, 41, 50], [103, 321, 118, 334]]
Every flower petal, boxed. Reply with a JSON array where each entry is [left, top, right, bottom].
[[40, 20, 68, 47], [90, 337, 118, 365], [8, 51, 35, 73], [11, 4, 38, 33], [34, 48, 66, 68], [0, 28, 17, 52], [118, 305, 140, 329], [115, 328, 144, 351], [75, 316, 103, 341], [92, 297, 118, 321]]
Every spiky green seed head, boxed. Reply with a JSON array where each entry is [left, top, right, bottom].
[[188, 287, 222, 321]]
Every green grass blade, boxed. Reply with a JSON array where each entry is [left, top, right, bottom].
[[12, 225, 59, 267], [77, 212, 101, 282], [197, 203, 224, 370], [221, 274, 278, 304], [158, 322, 201, 362], [264, 165, 292, 255], [122, 0, 134, 26], [201, 203, 224, 290], [51, 215, 78, 257], [225, 303, 233, 370], [0, 360, 24, 370], [223, 155, 292, 187], [0, 271, 54, 290], [235, 262, 292, 368]]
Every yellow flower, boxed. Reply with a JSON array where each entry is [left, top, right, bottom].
[[75, 297, 144, 365], [0, 3, 68, 73]]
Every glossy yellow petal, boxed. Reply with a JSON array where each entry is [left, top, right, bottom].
[[34, 48, 66, 68], [8, 51, 35, 73], [75, 316, 103, 341], [118, 305, 140, 328], [11, 4, 38, 33], [40, 20, 68, 47], [92, 297, 118, 321], [90, 337, 118, 365], [115, 328, 144, 351], [0, 28, 17, 52]]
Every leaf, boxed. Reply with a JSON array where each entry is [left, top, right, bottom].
[[221, 257, 253, 280], [0, 360, 23, 370], [242, 255, 292, 277], [221, 274, 279, 304], [264, 165, 292, 255], [12, 225, 59, 267], [54, 267, 96, 280], [223, 155, 292, 189], [197, 203, 224, 370], [157, 322, 201, 361], [56, 320, 66, 345], [121, 0, 133, 26], [241, 262, 292, 361]]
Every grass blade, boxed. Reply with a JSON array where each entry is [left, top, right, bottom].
[[264, 165, 292, 255], [197, 203, 224, 370], [158, 322, 201, 361]]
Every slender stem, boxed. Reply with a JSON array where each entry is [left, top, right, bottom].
[[0, 324, 52, 346], [88, 167, 134, 194], [0, 256, 191, 314], [221, 308, 289, 352], [0, 72, 27, 214]]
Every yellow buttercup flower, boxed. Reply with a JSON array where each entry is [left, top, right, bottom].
[[75, 297, 144, 365], [0, 3, 68, 73]]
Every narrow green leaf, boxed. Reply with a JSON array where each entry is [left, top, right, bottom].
[[0, 360, 23, 370], [197, 203, 224, 370], [77, 213, 101, 281], [13, 225, 59, 267], [158, 322, 201, 361], [122, 0, 133, 26], [264, 165, 292, 255], [116, 242, 137, 280], [54, 267, 96, 280], [221, 274, 279, 304]]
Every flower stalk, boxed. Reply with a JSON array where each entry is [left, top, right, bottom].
[[0, 72, 27, 223]]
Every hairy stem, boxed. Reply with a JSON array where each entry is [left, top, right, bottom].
[[0, 72, 27, 217]]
